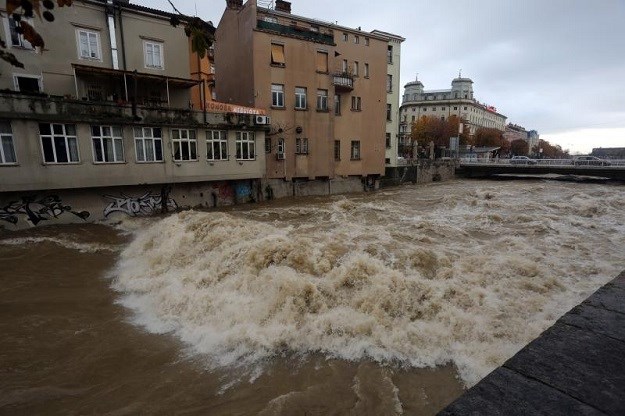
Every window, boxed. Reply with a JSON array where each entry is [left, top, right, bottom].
[[134, 127, 163, 162], [271, 43, 285, 66], [317, 89, 328, 111], [265, 137, 271, 153], [353, 61, 359, 76], [343, 33, 348, 42], [342, 59, 348, 73], [423, 108, 427, 112], [334, 140, 340, 161], [386, 104, 392, 121], [206, 130, 228, 160], [364, 63, 369, 78], [385, 133, 391, 149], [365, 37, 369, 46], [0, 122, 17, 164], [77, 29, 101, 60], [271, 84, 284, 107], [91, 125, 123, 163], [432, 107, 436, 111], [13, 75, 42, 93], [6, 16, 33, 49], [277, 138, 285, 155], [454, 106, 458, 110], [39, 123, 79, 164], [441, 107, 446, 111], [172, 129, 197, 161], [295, 87, 307, 109], [334, 94, 341, 116], [464, 106, 468, 110], [236, 131, 255, 160], [386, 74, 392, 93], [316, 51, 328, 73], [387, 45, 393, 64], [351, 96, 361, 111], [354, 35, 359, 44], [350, 140, 360, 160], [144, 41, 164, 69], [296, 138, 308, 154]]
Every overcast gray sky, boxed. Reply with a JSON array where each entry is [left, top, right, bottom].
[[144, 0, 625, 153]]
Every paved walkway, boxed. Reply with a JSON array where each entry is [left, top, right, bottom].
[[439, 272, 625, 415]]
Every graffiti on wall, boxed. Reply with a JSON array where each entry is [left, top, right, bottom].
[[103, 191, 178, 217], [0, 195, 90, 226]]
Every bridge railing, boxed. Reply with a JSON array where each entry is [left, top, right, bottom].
[[458, 158, 625, 167]]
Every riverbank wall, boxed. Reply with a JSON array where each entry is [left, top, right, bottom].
[[0, 161, 456, 229], [380, 159, 456, 188], [439, 271, 625, 415]]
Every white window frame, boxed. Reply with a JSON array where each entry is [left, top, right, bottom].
[[39, 123, 80, 164], [0, 122, 17, 165], [206, 130, 228, 161], [235, 131, 255, 160], [76, 29, 102, 61], [172, 129, 197, 162], [4, 16, 34, 49], [13, 74, 43, 93], [134, 127, 163, 162], [91, 125, 124, 163], [271, 84, 284, 107], [277, 138, 285, 155], [144, 40, 164, 70], [317, 89, 328, 111], [295, 87, 307, 109]]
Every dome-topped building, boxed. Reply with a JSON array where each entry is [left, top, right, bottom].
[[399, 73, 506, 144]]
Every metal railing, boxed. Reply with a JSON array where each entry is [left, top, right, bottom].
[[458, 158, 625, 167]]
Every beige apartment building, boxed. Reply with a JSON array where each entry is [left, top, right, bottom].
[[370, 30, 405, 167], [216, 0, 402, 187], [0, 0, 266, 228]]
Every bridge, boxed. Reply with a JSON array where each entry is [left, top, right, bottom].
[[457, 159, 625, 180]]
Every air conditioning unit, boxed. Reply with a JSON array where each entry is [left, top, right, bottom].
[[276, 152, 285, 160], [255, 115, 270, 125]]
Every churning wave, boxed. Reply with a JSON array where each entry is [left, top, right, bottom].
[[111, 182, 625, 386]]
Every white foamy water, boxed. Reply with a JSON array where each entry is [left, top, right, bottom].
[[111, 180, 625, 386], [0, 236, 119, 253]]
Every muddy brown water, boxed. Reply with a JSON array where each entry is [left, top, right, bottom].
[[2, 180, 624, 415]]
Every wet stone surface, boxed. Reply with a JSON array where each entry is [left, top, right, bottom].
[[439, 272, 625, 416]]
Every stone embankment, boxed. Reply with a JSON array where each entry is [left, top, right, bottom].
[[439, 272, 625, 416]]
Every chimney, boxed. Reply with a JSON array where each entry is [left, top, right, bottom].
[[275, 0, 291, 13], [226, 0, 243, 9]]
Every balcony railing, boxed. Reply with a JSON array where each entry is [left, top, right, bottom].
[[257, 20, 334, 45], [332, 72, 354, 92]]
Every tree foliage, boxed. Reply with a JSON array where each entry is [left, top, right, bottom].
[[533, 139, 569, 158], [510, 138, 529, 155], [1, 0, 214, 70], [411, 115, 470, 147]]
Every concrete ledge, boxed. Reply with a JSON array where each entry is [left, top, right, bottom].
[[439, 272, 625, 416]]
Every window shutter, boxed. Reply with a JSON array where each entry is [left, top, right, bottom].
[[316, 52, 328, 73], [271, 44, 285, 65]]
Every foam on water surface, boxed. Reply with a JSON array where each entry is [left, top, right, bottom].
[[111, 181, 625, 386]]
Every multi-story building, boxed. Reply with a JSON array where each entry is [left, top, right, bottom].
[[0, 0, 266, 228], [399, 75, 507, 148], [527, 130, 540, 154], [370, 30, 405, 167], [216, 0, 403, 189], [503, 123, 528, 144]]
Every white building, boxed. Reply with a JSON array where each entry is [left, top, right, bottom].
[[399, 75, 507, 147]]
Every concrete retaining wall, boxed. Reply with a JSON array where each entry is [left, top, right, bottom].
[[381, 160, 456, 188]]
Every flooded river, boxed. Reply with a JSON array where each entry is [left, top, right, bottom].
[[1, 179, 624, 415]]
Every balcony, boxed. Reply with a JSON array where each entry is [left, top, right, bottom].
[[256, 20, 334, 45], [332, 72, 354, 92]]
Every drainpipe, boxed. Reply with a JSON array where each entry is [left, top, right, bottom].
[[106, 0, 119, 69], [117, 1, 127, 70]]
